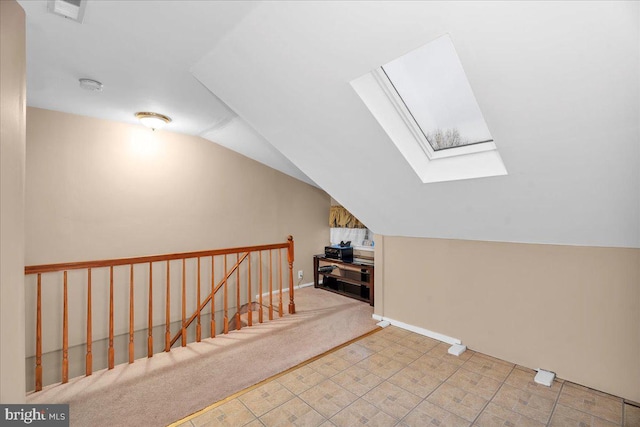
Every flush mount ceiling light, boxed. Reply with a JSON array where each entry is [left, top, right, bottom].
[[135, 112, 172, 131], [79, 78, 103, 92]]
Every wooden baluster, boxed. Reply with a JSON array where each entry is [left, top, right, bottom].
[[278, 249, 283, 317], [196, 257, 201, 342], [148, 262, 153, 357], [211, 256, 215, 338], [108, 266, 114, 369], [247, 252, 252, 327], [223, 255, 228, 334], [86, 268, 92, 376], [35, 274, 42, 391], [288, 236, 296, 314], [235, 252, 241, 330], [269, 250, 273, 320], [165, 261, 170, 352], [62, 271, 69, 383], [181, 258, 186, 346], [258, 251, 263, 323], [129, 264, 134, 363]]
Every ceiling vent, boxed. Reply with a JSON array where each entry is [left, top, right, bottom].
[[47, 0, 86, 23]]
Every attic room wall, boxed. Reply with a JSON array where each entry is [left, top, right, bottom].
[[0, 0, 26, 403], [26, 107, 329, 265], [24, 107, 329, 380], [376, 236, 640, 402]]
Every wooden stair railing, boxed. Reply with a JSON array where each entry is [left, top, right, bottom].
[[25, 236, 295, 392]]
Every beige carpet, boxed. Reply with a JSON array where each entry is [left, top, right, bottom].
[[27, 287, 378, 427]]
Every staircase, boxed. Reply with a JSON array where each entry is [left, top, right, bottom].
[[24, 236, 296, 392]]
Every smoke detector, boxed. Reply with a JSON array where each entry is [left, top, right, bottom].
[[47, 0, 87, 23]]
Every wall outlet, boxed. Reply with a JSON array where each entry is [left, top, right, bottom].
[[297, 270, 303, 279]]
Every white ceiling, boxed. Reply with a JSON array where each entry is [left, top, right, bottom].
[[18, 1, 640, 248], [18, 0, 316, 186]]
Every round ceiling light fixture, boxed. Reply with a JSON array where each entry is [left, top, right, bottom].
[[135, 112, 172, 131], [79, 78, 103, 92]]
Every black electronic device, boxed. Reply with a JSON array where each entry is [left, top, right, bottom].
[[324, 245, 353, 262]]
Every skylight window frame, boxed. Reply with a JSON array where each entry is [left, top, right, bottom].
[[350, 33, 507, 184], [372, 67, 497, 161]]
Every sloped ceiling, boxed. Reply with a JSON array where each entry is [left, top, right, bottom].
[[192, 1, 639, 248], [17, 0, 316, 186], [18, 1, 639, 248]]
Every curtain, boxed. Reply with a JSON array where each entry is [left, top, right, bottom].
[[330, 228, 369, 246], [329, 206, 366, 228]]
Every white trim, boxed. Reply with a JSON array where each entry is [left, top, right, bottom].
[[255, 282, 314, 299], [374, 67, 497, 161], [448, 343, 467, 356], [351, 65, 507, 184], [371, 314, 462, 345]]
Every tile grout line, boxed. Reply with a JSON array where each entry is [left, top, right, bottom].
[[300, 348, 377, 424], [183, 327, 630, 427], [394, 346, 481, 425], [346, 344, 421, 423], [470, 363, 516, 425], [343, 333, 440, 424], [171, 327, 382, 426], [238, 396, 269, 425], [546, 379, 565, 426], [552, 381, 626, 426]]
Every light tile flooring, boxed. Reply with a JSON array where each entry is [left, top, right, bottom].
[[174, 326, 640, 427]]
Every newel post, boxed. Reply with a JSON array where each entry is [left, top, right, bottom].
[[287, 235, 296, 314]]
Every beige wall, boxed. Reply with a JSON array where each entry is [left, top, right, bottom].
[[377, 235, 640, 402], [26, 107, 329, 265], [24, 108, 329, 379], [0, 0, 27, 403]]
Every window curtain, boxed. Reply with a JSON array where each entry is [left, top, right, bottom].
[[330, 228, 369, 246], [329, 206, 366, 229]]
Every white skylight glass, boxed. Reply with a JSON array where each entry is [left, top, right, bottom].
[[381, 35, 493, 152], [351, 34, 507, 184]]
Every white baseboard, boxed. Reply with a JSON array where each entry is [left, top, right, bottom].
[[255, 282, 314, 299], [371, 314, 462, 345]]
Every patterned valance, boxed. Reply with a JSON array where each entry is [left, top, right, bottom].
[[329, 206, 366, 229]]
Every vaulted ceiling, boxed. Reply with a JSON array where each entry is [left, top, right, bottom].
[[18, 1, 640, 248]]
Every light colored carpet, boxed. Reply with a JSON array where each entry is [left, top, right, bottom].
[[27, 287, 378, 427]]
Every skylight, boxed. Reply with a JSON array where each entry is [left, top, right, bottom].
[[381, 35, 493, 152], [351, 34, 507, 184]]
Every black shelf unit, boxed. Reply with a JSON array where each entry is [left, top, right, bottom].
[[313, 255, 374, 306]]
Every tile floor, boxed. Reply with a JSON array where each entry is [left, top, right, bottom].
[[174, 326, 640, 427]]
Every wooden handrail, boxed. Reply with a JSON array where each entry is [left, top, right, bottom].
[[25, 237, 294, 392], [25, 242, 289, 274]]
